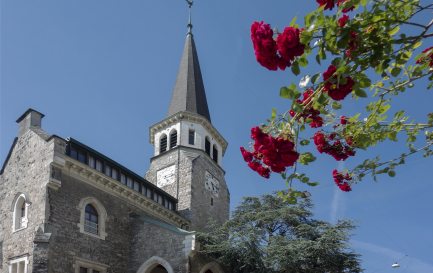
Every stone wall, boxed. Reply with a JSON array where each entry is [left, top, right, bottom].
[[0, 129, 55, 272], [129, 216, 191, 273], [46, 173, 131, 273], [47, 169, 191, 273], [190, 153, 229, 231], [146, 146, 229, 232]]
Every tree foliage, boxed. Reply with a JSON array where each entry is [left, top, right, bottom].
[[241, 0, 433, 202], [197, 194, 362, 273]]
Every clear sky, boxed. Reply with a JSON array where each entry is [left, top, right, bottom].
[[1, 1, 432, 272]]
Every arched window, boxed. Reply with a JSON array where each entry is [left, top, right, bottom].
[[84, 204, 99, 235], [78, 197, 107, 240], [212, 145, 218, 163], [169, 130, 178, 149], [12, 193, 29, 232], [159, 134, 167, 154], [205, 137, 211, 156]]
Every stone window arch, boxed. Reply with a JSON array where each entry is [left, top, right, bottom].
[[169, 130, 178, 149], [199, 262, 224, 273], [77, 197, 107, 240], [136, 256, 174, 273], [11, 193, 30, 232], [159, 134, 168, 154]]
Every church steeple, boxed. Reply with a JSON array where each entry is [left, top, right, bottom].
[[147, 1, 229, 231], [167, 3, 211, 122]]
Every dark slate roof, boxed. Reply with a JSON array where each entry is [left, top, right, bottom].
[[167, 33, 211, 122]]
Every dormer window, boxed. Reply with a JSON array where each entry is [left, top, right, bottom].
[[205, 137, 211, 156], [169, 130, 178, 149], [159, 134, 168, 153], [188, 129, 195, 145]]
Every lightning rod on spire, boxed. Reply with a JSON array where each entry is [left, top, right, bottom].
[[186, 0, 193, 34]]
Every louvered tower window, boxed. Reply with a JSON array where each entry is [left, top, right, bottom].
[[205, 137, 211, 156], [188, 129, 195, 145], [212, 145, 218, 163], [160, 134, 167, 153], [170, 130, 178, 149]]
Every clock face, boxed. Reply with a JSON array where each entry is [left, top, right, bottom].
[[157, 165, 176, 187], [205, 171, 220, 197]]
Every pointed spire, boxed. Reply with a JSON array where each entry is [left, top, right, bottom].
[[167, 2, 211, 122]]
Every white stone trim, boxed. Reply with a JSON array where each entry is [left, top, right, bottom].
[[12, 193, 30, 233], [199, 262, 224, 273], [8, 255, 29, 273], [136, 256, 174, 273], [183, 234, 196, 257], [77, 197, 107, 240], [73, 257, 108, 273], [64, 158, 189, 228]]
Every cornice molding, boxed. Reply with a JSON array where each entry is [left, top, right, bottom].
[[62, 157, 190, 228], [149, 112, 228, 154]]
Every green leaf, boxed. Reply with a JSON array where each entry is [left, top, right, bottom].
[[388, 26, 400, 36], [271, 108, 277, 120], [311, 73, 321, 84], [299, 152, 316, 165], [413, 40, 422, 49], [316, 54, 321, 65], [388, 170, 396, 177], [300, 139, 310, 146], [299, 57, 308, 67], [291, 62, 300, 76], [290, 16, 298, 27], [391, 67, 402, 77], [332, 101, 342, 110], [358, 76, 372, 88], [280, 87, 290, 99], [355, 88, 368, 98]]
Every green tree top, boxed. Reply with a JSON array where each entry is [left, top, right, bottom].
[[198, 193, 362, 273]]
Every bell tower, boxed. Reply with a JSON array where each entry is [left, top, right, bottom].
[[146, 2, 229, 231]]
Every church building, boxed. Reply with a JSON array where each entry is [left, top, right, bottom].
[[0, 14, 230, 273]]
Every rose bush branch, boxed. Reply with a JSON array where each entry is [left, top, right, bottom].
[[241, 0, 433, 202]]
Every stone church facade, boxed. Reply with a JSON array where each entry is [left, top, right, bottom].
[[0, 31, 229, 273]]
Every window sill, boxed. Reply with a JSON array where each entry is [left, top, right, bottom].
[[12, 226, 28, 233], [77, 223, 106, 240]]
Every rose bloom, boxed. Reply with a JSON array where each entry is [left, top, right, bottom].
[[338, 14, 349, 27], [276, 26, 305, 67], [316, 0, 335, 10]]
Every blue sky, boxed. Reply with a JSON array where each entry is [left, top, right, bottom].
[[1, 1, 432, 272]]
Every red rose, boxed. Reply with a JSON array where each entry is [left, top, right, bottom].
[[240, 147, 253, 162], [332, 169, 352, 192], [316, 0, 335, 10], [416, 46, 433, 67], [338, 15, 349, 27], [314, 131, 356, 161], [242, 127, 299, 178], [340, 116, 348, 125], [276, 26, 305, 69], [323, 65, 354, 101], [251, 21, 280, 70]]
